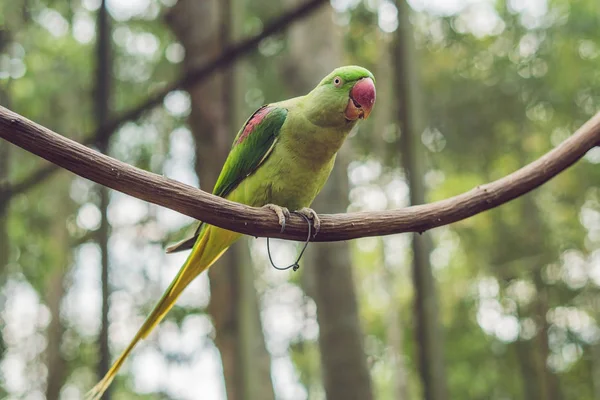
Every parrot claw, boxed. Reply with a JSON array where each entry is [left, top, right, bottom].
[[263, 204, 290, 233], [296, 207, 320, 238]]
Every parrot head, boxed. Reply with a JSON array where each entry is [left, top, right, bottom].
[[305, 65, 376, 128]]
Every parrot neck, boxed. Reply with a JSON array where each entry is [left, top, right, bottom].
[[303, 89, 353, 129], [284, 109, 355, 163], [273, 95, 356, 162]]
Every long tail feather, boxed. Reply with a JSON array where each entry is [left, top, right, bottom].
[[85, 226, 239, 400]]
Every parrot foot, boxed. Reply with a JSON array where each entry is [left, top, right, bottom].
[[295, 207, 320, 238], [263, 204, 291, 233]]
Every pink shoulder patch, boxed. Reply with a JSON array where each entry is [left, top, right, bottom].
[[235, 107, 271, 145]]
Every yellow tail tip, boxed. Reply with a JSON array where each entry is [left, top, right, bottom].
[[84, 375, 115, 400]]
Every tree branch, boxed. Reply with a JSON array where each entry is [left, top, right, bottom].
[[1, 105, 598, 242], [3, 0, 328, 199]]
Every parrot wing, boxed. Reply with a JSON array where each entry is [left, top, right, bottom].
[[212, 105, 288, 198], [166, 105, 288, 253]]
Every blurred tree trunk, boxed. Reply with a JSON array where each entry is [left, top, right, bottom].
[[386, 282, 409, 400], [0, 149, 7, 270], [44, 195, 70, 400], [286, 4, 374, 400], [308, 168, 374, 400], [531, 271, 562, 400], [45, 273, 66, 399], [94, 1, 112, 398], [166, 2, 275, 399], [514, 337, 542, 399], [505, 243, 562, 400], [487, 134, 562, 400], [393, 1, 448, 399], [592, 343, 600, 400], [0, 121, 9, 276], [378, 39, 410, 400], [0, 31, 11, 273], [487, 142, 562, 400], [518, 195, 562, 400], [0, 35, 10, 399], [381, 244, 409, 400]]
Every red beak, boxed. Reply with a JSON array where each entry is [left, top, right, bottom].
[[345, 77, 376, 121]]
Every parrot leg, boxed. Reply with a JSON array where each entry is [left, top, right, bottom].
[[296, 207, 320, 237], [262, 204, 291, 233]]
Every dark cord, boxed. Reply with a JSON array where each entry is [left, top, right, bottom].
[[267, 212, 311, 271]]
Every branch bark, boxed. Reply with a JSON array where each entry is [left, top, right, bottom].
[[0, 105, 598, 242], [2, 0, 328, 200]]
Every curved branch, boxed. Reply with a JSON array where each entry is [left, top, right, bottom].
[[0, 105, 598, 242], [3, 0, 328, 199]]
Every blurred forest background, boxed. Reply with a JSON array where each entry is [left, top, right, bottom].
[[1, 0, 600, 399]]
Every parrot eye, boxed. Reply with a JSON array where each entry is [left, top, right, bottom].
[[333, 76, 343, 88]]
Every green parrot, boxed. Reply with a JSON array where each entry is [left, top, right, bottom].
[[87, 65, 376, 399]]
